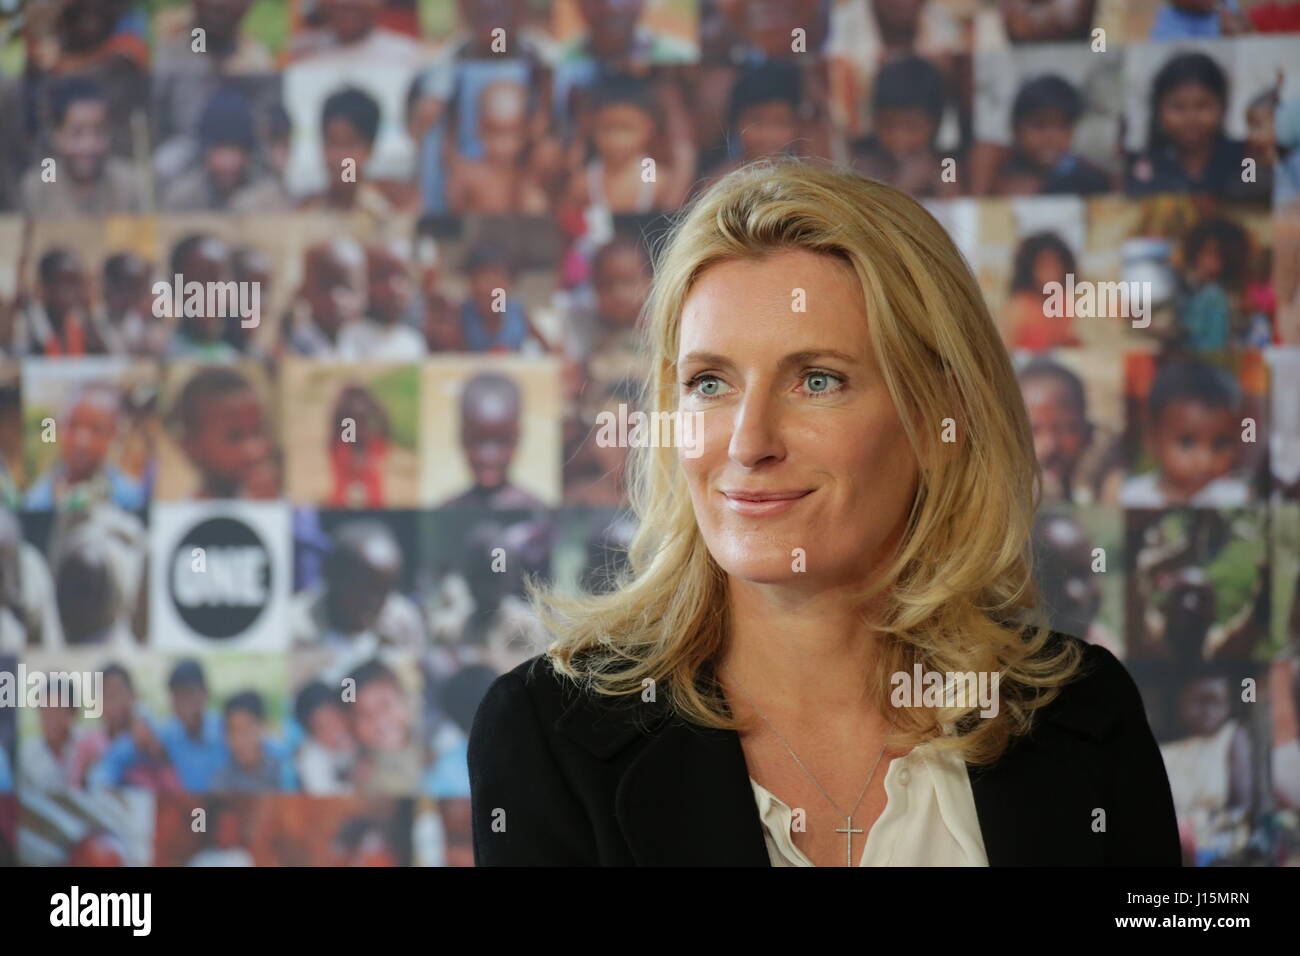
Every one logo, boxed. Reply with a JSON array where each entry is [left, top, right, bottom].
[[170, 517, 271, 639]]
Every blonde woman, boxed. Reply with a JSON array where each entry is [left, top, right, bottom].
[[468, 158, 1180, 867]]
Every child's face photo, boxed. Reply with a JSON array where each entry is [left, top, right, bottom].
[[468, 264, 512, 315], [204, 144, 252, 195], [179, 240, 232, 337], [63, 393, 117, 482], [462, 411, 519, 490], [1159, 82, 1223, 152], [594, 102, 654, 164], [478, 81, 529, 165], [54, 100, 111, 182], [1150, 399, 1237, 497], [743, 0, 807, 57], [1023, 378, 1088, 478], [310, 702, 352, 750], [37, 702, 76, 744], [355, 679, 408, 751], [366, 250, 413, 325], [594, 244, 650, 329], [322, 117, 372, 177], [102, 672, 134, 727], [57, 542, 119, 642], [577, 0, 646, 53], [327, 538, 400, 633], [877, 107, 935, 158], [1036, 515, 1102, 630], [1016, 107, 1073, 170], [1033, 248, 1067, 288], [738, 101, 799, 160], [43, 257, 90, 316], [104, 257, 152, 316], [1179, 676, 1229, 737], [334, 390, 383, 445], [1191, 238, 1223, 283], [306, 247, 367, 333], [225, 709, 263, 768], [321, 0, 383, 43], [171, 684, 208, 732], [183, 387, 272, 490]]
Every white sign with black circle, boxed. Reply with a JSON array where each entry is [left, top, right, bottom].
[[150, 501, 290, 651]]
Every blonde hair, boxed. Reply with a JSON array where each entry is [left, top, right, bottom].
[[528, 158, 1082, 766]]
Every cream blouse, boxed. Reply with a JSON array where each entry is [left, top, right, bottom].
[[749, 737, 989, 866]]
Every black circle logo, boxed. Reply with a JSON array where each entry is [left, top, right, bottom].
[[170, 517, 272, 639]]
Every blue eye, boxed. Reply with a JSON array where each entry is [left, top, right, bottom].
[[804, 371, 844, 394], [683, 374, 727, 398]]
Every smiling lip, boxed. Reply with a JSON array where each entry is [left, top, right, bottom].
[[721, 488, 813, 517]]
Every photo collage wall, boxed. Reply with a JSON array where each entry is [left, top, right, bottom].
[[0, 0, 1299, 867]]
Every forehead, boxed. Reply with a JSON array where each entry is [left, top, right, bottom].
[[63, 99, 107, 123], [1157, 398, 1232, 428], [677, 249, 870, 357]]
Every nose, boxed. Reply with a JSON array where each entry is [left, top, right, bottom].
[[1036, 428, 1057, 460], [1187, 443, 1215, 478], [727, 386, 786, 468]]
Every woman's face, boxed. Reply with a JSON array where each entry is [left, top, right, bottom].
[[676, 248, 920, 588]]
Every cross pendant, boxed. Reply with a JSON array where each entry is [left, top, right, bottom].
[[834, 817, 864, 866]]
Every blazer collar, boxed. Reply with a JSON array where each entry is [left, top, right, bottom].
[[553, 659, 1119, 866]]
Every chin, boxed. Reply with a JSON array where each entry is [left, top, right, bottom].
[[711, 544, 819, 586]]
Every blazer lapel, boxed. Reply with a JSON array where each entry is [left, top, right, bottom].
[[614, 717, 772, 866], [552, 662, 771, 866]]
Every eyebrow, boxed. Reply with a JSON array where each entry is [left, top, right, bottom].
[[677, 349, 862, 369]]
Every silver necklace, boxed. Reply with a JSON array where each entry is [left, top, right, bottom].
[[722, 662, 894, 867]]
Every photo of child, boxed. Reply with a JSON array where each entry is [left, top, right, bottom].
[[1126, 508, 1270, 662], [84, 653, 291, 796], [22, 358, 155, 512], [158, 362, 280, 500], [1016, 353, 1124, 505], [422, 360, 560, 509], [1158, 663, 1261, 865], [1121, 353, 1258, 508], [281, 360, 420, 507], [848, 54, 961, 198], [290, 509, 427, 652], [561, 70, 695, 214], [1001, 231, 1083, 351], [1031, 507, 1124, 657], [991, 74, 1112, 195], [1127, 49, 1253, 199]]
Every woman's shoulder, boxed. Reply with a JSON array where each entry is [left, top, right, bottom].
[[1030, 630, 1151, 747], [471, 651, 655, 748], [474, 654, 575, 729]]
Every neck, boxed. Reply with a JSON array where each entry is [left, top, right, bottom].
[[720, 580, 882, 719], [1178, 139, 1214, 175]]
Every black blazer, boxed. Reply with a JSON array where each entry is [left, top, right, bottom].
[[467, 632, 1182, 866]]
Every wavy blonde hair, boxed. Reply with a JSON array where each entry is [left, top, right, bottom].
[[528, 157, 1083, 766]]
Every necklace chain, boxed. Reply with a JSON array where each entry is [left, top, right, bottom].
[[720, 661, 894, 823]]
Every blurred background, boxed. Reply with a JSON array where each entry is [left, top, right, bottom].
[[0, 0, 1298, 867]]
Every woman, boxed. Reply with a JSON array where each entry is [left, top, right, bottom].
[[468, 158, 1180, 866]]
